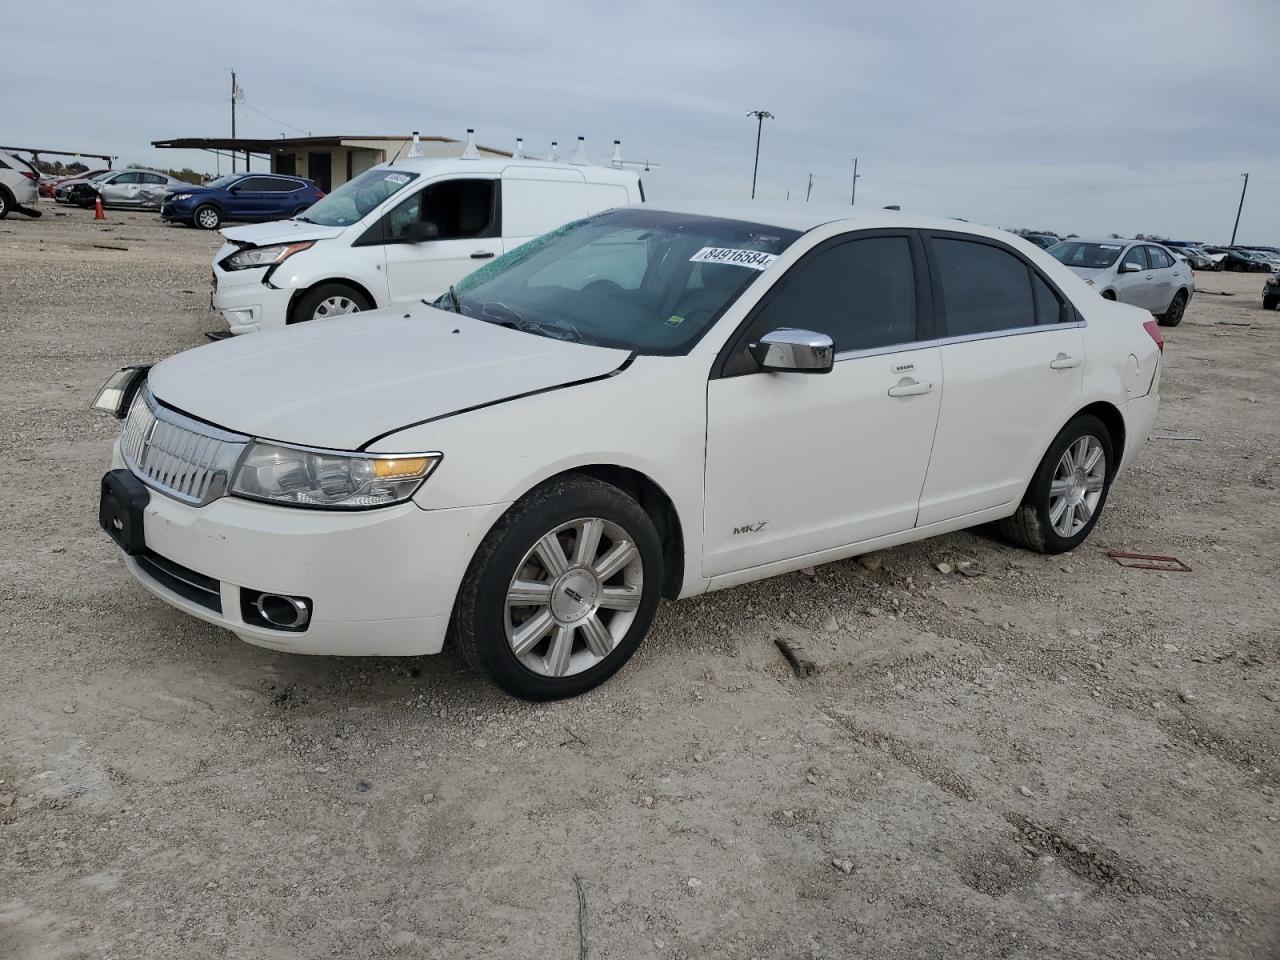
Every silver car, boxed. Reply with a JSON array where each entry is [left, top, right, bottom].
[[94, 169, 193, 210], [1049, 238, 1194, 327]]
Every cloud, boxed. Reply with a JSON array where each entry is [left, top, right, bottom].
[[4, 0, 1278, 241]]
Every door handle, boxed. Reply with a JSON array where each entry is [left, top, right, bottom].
[[1049, 353, 1081, 370], [470, 251, 496, 259], [887, 378, 933, 398]]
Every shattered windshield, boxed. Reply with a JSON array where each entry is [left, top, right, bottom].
[[443, 208, 800, 355]]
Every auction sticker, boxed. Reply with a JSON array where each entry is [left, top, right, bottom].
[[384, 173, 411, 184], [689, 247, 777, 270]]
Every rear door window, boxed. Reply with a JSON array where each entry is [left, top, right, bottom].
[[1146, 246, 1173, 269], [932, 237, 1036, 336]]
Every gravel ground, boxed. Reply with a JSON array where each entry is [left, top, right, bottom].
[[1, 207, 1277, 960]]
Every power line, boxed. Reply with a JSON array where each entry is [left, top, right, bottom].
[[238, 102, 311, 137]]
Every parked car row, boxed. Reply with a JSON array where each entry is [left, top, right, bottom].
[[1047, 238, 1193, 326], [93, 200, 1164, 698]]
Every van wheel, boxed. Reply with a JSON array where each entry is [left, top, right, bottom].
[[290, 283, 373, 324], [1101, 290, 1116, 301], [1159, 290, 1188, 327], [999, 414, 1114, 555], [194, 205, 221, 230], [453, 475, 663, 700]]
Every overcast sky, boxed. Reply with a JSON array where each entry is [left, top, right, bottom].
[[5, 0, 1279, 243]]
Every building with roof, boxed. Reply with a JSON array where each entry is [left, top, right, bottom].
[[150, 134, 510, 192]]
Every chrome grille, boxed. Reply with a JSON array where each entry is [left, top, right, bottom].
[[120, 387, 249, 506]]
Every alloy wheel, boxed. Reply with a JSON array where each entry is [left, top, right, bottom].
[[504, 517, 644, 678], [197, 208, 219, 229], [313, 296, 360, 320], [1048, 435, 1106, 538]]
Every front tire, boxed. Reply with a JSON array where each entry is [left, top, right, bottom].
[[1159, 289, 1188, 327], [999, 414, 1114, 554], [453, 475, 664, 700], [194, 204, 221, 230], [290, 283, 373, 324], [1264, 295, 1278, 310]]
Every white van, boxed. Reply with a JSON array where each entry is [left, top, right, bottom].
[[210, 156, 643, 334]]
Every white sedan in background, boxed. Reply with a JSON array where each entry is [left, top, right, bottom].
[[1049, 238, 1194, 327], [94, 204, 1163, 700]]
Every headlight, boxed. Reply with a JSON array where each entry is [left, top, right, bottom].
[[230, 442, 441, 509], [222, 241, 315, 271], [170, 193, 193, 201]]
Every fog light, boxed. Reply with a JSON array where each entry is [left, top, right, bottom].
[[240, 588, 312, 632]]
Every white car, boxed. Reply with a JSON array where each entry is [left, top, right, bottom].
[[0, 149, 40, 219], [95, 204, 1163, 700], [1048, 238, 1194, 327], [210, 155, 642, 335]]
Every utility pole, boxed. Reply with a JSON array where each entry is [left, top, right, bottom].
[[1230, 172, 1249, 246], [746, 110, 773, 199], [850, 157, 860, 205], [230, 70, 237, 173], [805, 173, 814, 202]]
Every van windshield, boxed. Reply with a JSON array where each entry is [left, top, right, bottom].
[[444, 208, 800, 355], [299, 168, 419, 226]]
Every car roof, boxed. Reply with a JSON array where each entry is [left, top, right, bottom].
[[383, 155, 638, 186], [634, 200, 1039, 240]]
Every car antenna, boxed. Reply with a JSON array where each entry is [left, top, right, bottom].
[[390, 135, 409, 164]]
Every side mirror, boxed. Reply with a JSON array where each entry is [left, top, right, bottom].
[[749, 328, 834, 374], [228, 185, 240, 194], [404, 220, 440, 243], [1118, 261, 1142, 274]]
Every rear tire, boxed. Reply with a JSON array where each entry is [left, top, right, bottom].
[[290, 283, 373, 324], [1159, 290, 1188, 327], [1264, 295, 1279, 310], [453, 475, 664, 700], [998, 414, 1114, 555], [0, 187, 11, 220], [194, 205, 221, 230]]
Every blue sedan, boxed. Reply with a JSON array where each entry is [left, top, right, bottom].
[[160, 173, 325, 230]]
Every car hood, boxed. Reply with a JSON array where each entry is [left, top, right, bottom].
[[146, 306, 632, 450], [219, 219, 346, 247]]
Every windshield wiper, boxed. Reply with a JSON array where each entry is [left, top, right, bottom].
[[294, 215, 315, 224], [445, 284, 462, 314]]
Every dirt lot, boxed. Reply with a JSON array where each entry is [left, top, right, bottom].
[[0, 206, 1276, 959]]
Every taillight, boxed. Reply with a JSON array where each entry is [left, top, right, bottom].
[[1143, 318, 1164, 353], [21, 170, 37, 181]]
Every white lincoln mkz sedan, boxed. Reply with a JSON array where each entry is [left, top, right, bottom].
[[95, 203, 1163, 699]]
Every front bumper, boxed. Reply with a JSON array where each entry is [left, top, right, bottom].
[[210, 264, 294, 335], [159, 199, 195, 222], [109, 442, 506, 656]]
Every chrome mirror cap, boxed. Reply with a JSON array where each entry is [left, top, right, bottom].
[[91, 365, 151, 418], [749, 328, 834, 374]]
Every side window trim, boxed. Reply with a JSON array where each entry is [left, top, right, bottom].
[[919, 229, 1080, 339], [710, 228, 934, 380]]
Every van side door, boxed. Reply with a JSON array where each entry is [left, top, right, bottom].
[[375, 177, 503, 306], [499, 167, 589, 254]]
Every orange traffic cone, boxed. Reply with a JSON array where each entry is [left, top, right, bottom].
[[94, 194, 105, 220]]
